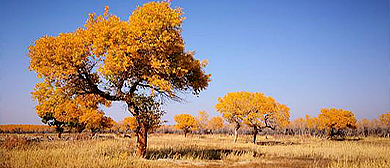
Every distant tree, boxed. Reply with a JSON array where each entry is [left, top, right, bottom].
[[79, 110, 115, 136], [242, 94, 290, 144], [207, 116, 224, 134], [357, 118, 373, 137], [174, 114, 197, 137], [196, 111, 210, 133], [28, 2, 210, 157], [318, 108, 357, 138], [291, 117, 307, 135], [123, 117, 138, 132], [379, 112, 390, 137], [216, 91, 290, 144], [305, 115, 320, 136]]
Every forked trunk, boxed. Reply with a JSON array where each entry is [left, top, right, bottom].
[[136, 121, 148, 157]]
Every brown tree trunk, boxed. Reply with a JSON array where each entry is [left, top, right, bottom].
[[234, 123, 240, 143], [184, 130, 187, 137], [56, 126, 63, 139], [136, 121, 148, 157], [253, 128, 258, 144]]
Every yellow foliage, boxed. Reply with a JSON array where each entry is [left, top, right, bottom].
[[317, 108, 357, 130], [29, 1, 209, 99], [292, 117, 307, 129], [305, 115, 319, 129], [196, 111, 210, 130], [208, 116, 224, 131], [0, 125, 54, 133], [28, 1, 210, 156], [31, 79, 112, 129], [379, 112, 390, 127], [215, 91, 290, 130], [174, 114, 197, 131], [123, 117, 138, 131]]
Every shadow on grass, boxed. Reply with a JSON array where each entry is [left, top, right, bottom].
[[145, 147, 252, 160], [330, 137, 361, 141], [256, 141, 300, 146]]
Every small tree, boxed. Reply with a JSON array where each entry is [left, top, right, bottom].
[[196, 111, 210, 134], [318, 108, 357, 139], [242, 94, 290, 144], [379, 112, 390, 137], [79, 110, 114, 136], [207, 116, 224, 134], [291, 117, 307, 135], [174, 114, 197, 137], [305, 115, 320, 136]]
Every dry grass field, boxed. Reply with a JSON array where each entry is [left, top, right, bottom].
[[1, 133, 389, 168]]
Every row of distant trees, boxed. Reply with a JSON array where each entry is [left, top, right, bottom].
[[169, 109, 390, 142], [289, 112, 390, 138], [0, 125, 54, 134], [117, 111, 223, 136], [2, 110, 389, 141]]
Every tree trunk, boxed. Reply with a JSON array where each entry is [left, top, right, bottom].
[[184, 130, 187, 137], [56, 126, 63, 139], [136, 121, 148, 157], [253, 128, 258, 144], [234, 127, 239, 143]]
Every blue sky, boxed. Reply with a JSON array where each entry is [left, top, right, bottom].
[[0, 0, 389, 125]]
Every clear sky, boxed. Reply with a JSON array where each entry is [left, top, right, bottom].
[[0, 0, 389, 125]]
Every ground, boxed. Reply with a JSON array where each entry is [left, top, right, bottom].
[[1, 133, 389, 168]]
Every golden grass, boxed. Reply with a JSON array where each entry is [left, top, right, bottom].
[[1, 134, 389, 168]]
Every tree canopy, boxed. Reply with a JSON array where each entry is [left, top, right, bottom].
[[208, 116, 224, 133], [28, 1, 210, 156], [318, 108, 357, 138], [215, 91, 290, 143], [379, 112, 390, 127], [174, 114, 197, 137], [196, 111, 210, 132]]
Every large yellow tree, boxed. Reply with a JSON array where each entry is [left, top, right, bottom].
[[216, 91, 290, 143], [317, 108, 357, 138], [28, 2, 210, 156]]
